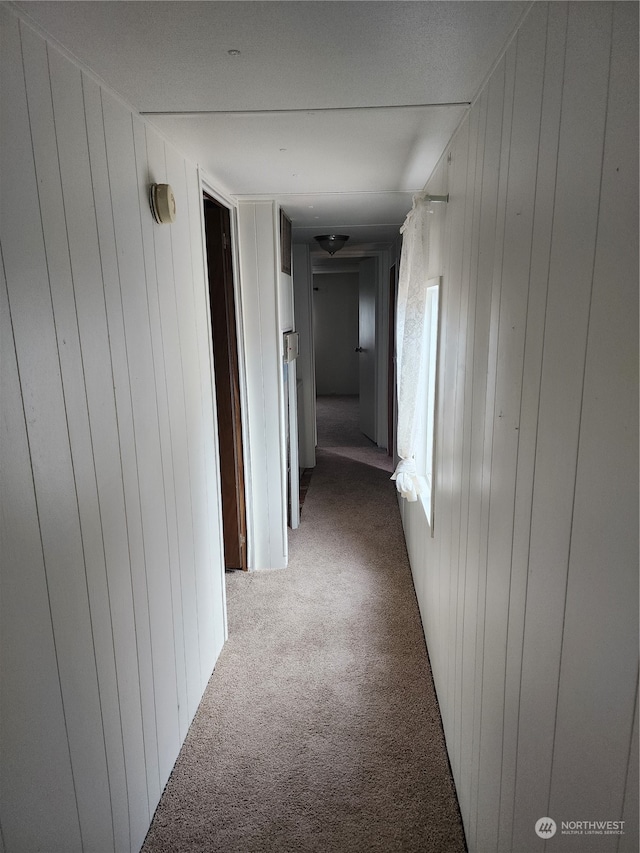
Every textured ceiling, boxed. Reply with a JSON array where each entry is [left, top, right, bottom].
[[17, 1, 528, 250]]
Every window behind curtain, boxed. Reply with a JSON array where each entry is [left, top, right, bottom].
[[415, 277, 441, 530]]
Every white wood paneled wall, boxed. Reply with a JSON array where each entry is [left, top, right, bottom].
[[0, 9, 226, 852], [400, 3, 638, 852]]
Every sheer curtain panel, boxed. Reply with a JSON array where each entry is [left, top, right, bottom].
[[391, 194, 432, 501]]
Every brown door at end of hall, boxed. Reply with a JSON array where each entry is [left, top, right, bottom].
[[203, 196, 247, 571]]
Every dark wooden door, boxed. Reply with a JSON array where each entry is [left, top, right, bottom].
[[203, 196, 247, 570]]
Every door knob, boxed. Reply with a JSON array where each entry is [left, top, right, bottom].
[[355, 346, 364, 353]]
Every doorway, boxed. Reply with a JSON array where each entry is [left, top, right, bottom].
[[203, 195, 247, 571], [357, 257, 377, 441], [312, 258, 380, 455]]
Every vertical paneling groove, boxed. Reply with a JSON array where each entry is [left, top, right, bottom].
[[451, 97, 479, 780], [0, 253, 82, 852], [456, 85, 487, 798], [83, 74, 151, 849], [500, 7, 567, 850], [132, 120, 186, 744], [149, 130, 202, 722], [128, 118, 183, 779], [100, 92, 162, 812], [470, 40, 516, 850], [1, 7, 227, 850], [458, 85, 489, 827], [400, 3, 637, 852], [547, 1, 638, 843], [1, 12, 110, 849], [24, 30, 122, 850], [33, 45, 116, 852], [477, 8, 548, 851], [513, 5, 614, 846], [459, 63, 503, 834]]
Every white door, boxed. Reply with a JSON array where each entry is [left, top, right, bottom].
[[283, 358, 300, 529], [288, 358, 300, 529], [358, 257, 377, 441]]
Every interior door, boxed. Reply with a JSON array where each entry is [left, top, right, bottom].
[[284, 355, 300, 530], [358, 257, 377, 441], [203, 196, 247, 570]]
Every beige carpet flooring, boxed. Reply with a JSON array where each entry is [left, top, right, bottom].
[[142, 399, 466, 853], [315, 395, 395, 473]]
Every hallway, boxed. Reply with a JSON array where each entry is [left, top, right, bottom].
[[2, 5, 636, 850], [142, 418, 465, 852]]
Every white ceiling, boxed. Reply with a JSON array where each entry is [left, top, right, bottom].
[[17, 1, 528, 252]]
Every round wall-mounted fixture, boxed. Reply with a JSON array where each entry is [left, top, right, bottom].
[[149, 183, 176, 224], [314, 234, 349, 255]]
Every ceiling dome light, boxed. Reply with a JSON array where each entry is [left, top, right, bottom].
[[314, 234, 350, 256]]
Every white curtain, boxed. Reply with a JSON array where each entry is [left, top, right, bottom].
[[391, 194, 432, 501]]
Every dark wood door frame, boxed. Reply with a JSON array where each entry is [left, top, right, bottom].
[[203, 195, 247, 570]]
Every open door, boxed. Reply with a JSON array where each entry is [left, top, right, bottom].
[[283, 345, 300, 530], [358, 257, 377, 441], [203, 196, 247, 570]]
